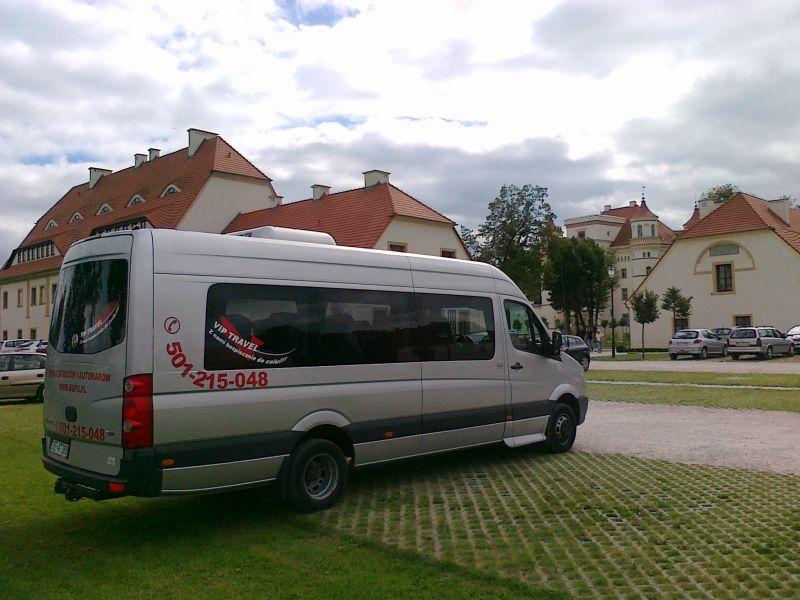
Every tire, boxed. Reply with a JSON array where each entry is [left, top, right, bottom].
[[788, 344, 795, 357], [694, 347, 707, 360], [545, 404, 577, 454], [581, 355, 590, 371], [721, 347, 728, 358], [764, 346, 773, 360], [34, 385, 44, 403], [286, 438, 349, 513], [669, 353, 677, 361], [731, 353, 739, 360]]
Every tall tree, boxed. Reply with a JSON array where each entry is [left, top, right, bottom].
[[661, 286, 692, 332], [630, 289, 660, 358], [541, 236, 613, 334], [699, 183, 738, 205], [460, 184, 555, 300]]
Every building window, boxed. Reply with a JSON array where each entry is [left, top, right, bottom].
[[621, 288, 628, 301], [388, 242, 407, 253], [45, 219, 58, 230], [69, 212, 83, 223], [650, 224, 656, 237], [646, 266, 652, 275], [621, 268, 627, 279], [161, 184, 180, 197], [17, 329, 22, 339], [715, 263, 733, 293], [128, 195, 145, 207], [96, 203, 113, 215], [733, 315, 752, 327], [710, 243, 739, 257], [637, 225, 642, 237], [15, 242, 56, 264], [92, 217, 151, 235], [30, 328, 37, 339], [2, 292, 6, 310], [39, 286, 45, 305], [577, 231, 586, 239], [440, 249, 456, 258], [17, 289, 22, 307], [52, 284, 57, 303], [673, 317, 689, 333], [31, 287, 37, 306], [2, 331, 6, 340]]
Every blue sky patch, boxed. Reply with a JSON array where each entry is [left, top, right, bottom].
[[277, 0, 359, 27], [279, 113, 367, 129]]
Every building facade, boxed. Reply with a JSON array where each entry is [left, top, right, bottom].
[[628, 193, 800, 347]]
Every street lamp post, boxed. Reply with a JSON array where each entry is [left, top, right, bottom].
[[608, 264, 617, 358]]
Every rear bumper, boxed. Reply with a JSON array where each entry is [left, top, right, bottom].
[[42, 438, 161, 499], [577, 395, 589, 425], [728, 346, 764, 355], [668, 346, 703, 355]]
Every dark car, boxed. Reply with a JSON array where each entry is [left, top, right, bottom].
[[563, 335, 591, 371], [710, 327, 733, 342]]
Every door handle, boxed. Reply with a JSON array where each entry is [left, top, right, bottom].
[[510, 362, 524, 371], [37, 374, 44, 378]]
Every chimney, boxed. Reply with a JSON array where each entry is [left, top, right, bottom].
[[768, 198, 791, 224], [188, 128, 219, 158], [88, 167, 112, 189], [603, 204, 611, 212], [629, 200, 637, 207], [698, 198, 718, 219], [363, 169, 390, 187], [148, 148, 160, 162], [311, 184, 331, 201], [271, 195, 283, 207], [134, 153, 147, 168]]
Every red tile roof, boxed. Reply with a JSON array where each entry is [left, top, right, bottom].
[[1, 136, 269, 282], [224, 183, 454, 248], [602, 200, 659, 221], [603, 200, 675, 248], [682, 207, 701, 230], [679, 192, 800, 255]]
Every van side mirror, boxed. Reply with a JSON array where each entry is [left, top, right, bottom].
[[551, 331, 563, 354]]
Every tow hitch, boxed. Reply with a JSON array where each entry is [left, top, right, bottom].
[[54, 478, 118, 502]]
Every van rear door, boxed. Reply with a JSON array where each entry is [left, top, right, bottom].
[[43, 235, 132, 476]]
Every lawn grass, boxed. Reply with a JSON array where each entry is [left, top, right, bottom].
[[588, 382, 800, 413], [587, 370, 800, 388], [0, 403, 556, 599], [592, 352, 669, 361]]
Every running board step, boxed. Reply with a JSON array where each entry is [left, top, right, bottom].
[[503, 433, 546, 448]]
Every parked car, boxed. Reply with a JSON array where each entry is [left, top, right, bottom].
[[0, 339, 34, 353], [19, 339, 48, 353], [563, 335, 591, 371], [786, 325, 800, 346], [0, 352, 46, 401], [668, 329, 727, 360], [709, 327, 733, 342], [728, 326, 795, 360]]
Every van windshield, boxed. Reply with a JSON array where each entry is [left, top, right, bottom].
[[49, 259, 128, 354]]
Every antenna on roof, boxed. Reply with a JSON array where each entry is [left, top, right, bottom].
[[641, 185, 646, 203]]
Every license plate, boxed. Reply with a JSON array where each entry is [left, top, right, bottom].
[[49, 438, 70, 460]]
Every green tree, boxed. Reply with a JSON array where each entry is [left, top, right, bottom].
[[460, 184, 555, 301], [630, 289, 660, 358], [699, 183, 738, 205], [661, 286, 692, 332], [542, 237, 614, 334]]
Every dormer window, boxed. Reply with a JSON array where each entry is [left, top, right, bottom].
[[45, 219, 58, 230], [69, 212, 84, 223], [161, 184, 180, 197], [128, 195, 145, 207], [636, 224, 643, 237], [96, 203, 113, 215]]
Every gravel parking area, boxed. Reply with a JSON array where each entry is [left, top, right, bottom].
[[575, 401, 800, 475], [594, 360, 800, 374]]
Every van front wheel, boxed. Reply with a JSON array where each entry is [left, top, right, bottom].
[[286, 438, 349, 513], [545, 404, 576, 454]]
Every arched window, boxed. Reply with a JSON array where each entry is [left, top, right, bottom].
[[96, 203, 113, 215], [45, 219, 58, 230], [636, 224, 642, 237], [161, 184, 180, 197], [127, 195, 145, 207], [650, 224, 655, 237], [69, 212, 83, 223]]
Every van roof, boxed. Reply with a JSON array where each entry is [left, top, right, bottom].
[[70, 229, 526, 299]]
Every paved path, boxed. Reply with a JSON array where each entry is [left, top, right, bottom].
[[593, 359, 800, 374], [575, 401, 800, 476]]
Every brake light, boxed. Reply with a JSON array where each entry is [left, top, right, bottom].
[[693, 339, 702, 344], [756, 338, 762, 347], [122, 374, 153, 449], [108, 482, 126, 493]]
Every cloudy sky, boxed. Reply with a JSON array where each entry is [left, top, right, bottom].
[[2, 0, 800, 261]]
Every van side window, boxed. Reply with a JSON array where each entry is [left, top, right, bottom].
[[416, 294, 495, 361], [504, 300, 550, 355], [204, 284, 418, 370]]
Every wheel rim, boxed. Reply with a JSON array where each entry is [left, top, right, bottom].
[[767, 347, 773, 359], [554, 414, 574, 446], [581, 356, 590, 370], [302, 453, 339, 501]]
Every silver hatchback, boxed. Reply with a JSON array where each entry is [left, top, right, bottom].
[[728, 327, 795, 360], [668, 329, 727, 360], [0, 352, 47, 401]]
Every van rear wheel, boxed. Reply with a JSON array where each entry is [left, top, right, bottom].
[[545, 404, 576, 454], [35, 385, 44, 403], [286, 438, 349, 513]]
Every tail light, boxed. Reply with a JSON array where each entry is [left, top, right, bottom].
[[756, 338, 762, 347], [693, 339, 702, 344], [122, 374, 153, 449]]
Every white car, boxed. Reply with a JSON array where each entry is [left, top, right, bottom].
[[0, 352, 47, 401], [0, 339, 34, 353]]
